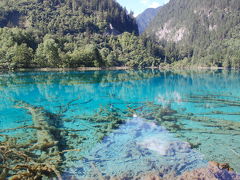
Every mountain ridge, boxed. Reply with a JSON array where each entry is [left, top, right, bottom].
[[136, 7, 161, 34], [146, 0, 240, 68]]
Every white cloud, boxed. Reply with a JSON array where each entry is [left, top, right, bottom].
[[149, 1, 160, 8], [135, 0, 170, 16], [141, 0, 149, 4], [163, 0, 170, 4], [140, 0, 169, 8]]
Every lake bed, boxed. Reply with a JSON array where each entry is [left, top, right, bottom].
[[0, 70, 239, 179]]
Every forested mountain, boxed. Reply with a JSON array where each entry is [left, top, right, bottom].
[[1, 0, 240, 70], [0, 0, 138, 35], [0, 0, 164, 69], [146, 0, 240, 68], [136, 7, 161, 34]]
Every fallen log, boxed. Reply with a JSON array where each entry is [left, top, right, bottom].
[[15, 100, 62, 165]]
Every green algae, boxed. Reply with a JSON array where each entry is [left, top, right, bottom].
[[0, 99, 128, 179], [0, 100, 63, 179]]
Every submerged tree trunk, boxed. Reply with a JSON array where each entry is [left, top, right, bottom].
[[15, 100, 61, 164]]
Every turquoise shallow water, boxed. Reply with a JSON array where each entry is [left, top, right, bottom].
[[0, 70, 240, 178]]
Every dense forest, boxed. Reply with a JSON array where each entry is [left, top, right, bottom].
[[0, 0, 164, 69], [1, 0, 240, 70], [146, 0, 240, 69]]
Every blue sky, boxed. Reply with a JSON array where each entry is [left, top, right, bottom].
[[117, 0, 170, 16]]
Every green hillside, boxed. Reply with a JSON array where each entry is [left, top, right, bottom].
[[0, 0, 138, 34], [1, 0, 240, 70], [146, 0, 240, 68], [0, 0, 162, 69]]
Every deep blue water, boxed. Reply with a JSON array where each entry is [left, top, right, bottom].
[[0, 70, 240, 178]]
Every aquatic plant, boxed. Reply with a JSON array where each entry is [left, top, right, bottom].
[[0, 100, 64, 179], [0, 98, 128, 179]]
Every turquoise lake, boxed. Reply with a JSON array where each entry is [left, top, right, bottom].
[[0, 70, 240, 178]]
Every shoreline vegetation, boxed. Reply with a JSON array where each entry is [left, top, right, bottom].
[[0, 65, 237, 73], [0, 66, 132, 72]]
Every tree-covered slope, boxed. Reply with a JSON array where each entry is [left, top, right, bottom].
[[0, 0, 138, 35], [136, 7, 161, 34], [0, 0, 164, 70], [146, 0, 240, 68]]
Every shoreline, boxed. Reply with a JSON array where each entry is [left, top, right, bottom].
[[0, 66, 132, 73], [0, 66, 236, 73]]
